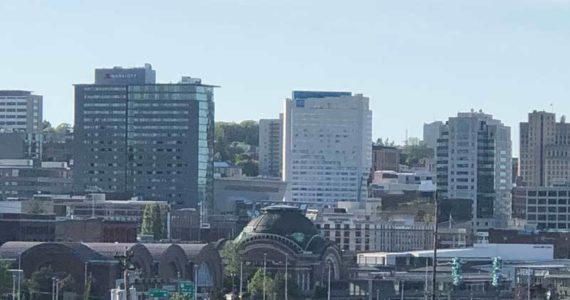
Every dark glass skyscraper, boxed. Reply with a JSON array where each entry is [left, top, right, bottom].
[[74, 64, 215, 209]]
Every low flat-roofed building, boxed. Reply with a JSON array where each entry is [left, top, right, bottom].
[[369, 170, 436, 196], [308, 206, 434, 253], [55, 218, 138, 243], [516, 186, 570, 230], [213, 177, 287, 215], [0, 159, 71, 200], [31, 193, 168, 222], [357, 243, 554, 267], [0, 213, 55, 245]]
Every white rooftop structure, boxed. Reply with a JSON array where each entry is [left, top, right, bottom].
[[358, 243, 554, 266]]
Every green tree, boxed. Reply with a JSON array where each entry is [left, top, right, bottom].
[[0, 260, 11, 296], [169, 293, 190, 300], [273, 272, 300, 300], [247, 268, 274, 300], [140, 204, 165, 240], [400, 143, 433, 166], [42, 121, 53, 132], [28, 266, 53, 299], [220, 241, 240, 292], [152, 203, 164, 240], [214, 121, 259, 172], [28, 267, 76, 300], [54, 123, 72, 134], [140, 204, 155, 236], [235, 154, 259, 177]]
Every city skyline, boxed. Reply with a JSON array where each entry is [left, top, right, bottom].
[[2, 0, 570, 156]]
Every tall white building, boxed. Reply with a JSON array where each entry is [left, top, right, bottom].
[[436, 111, 512, 230], [283, 91, 372, 203], [0, 90, 43, 133], [258, 116, 283, 177]]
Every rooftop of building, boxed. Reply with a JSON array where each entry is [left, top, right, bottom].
[[0, 90, 33, 96], [372, 144, 399, 151], [358, 243, 554, 262], [292, 90, 351, 99]]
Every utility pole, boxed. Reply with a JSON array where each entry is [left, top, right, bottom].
[[431, 192, 439, 300], [115, 248, 135, 300]]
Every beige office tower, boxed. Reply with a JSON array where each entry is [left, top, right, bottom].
[[520, 111, 570, 187]]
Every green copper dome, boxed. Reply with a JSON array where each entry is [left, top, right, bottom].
[[236, 205, 321, 250]]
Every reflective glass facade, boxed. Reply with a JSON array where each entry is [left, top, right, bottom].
[[74, 67, 215, 209]]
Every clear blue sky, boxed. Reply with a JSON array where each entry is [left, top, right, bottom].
[[2, 0, 570, 155]]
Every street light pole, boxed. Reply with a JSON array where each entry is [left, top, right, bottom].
[[285, 254, 288, 300], [263, 253, 267, 300], [327, 261, 331, 300], [52, 277, 56, 300], [17, 256, 21, 300], [239, 260, 243, 299], [84, 261, 89, 288], [55, 278, 59, 300], [12, 273, 16, 300], [195, 264, 199, 300]]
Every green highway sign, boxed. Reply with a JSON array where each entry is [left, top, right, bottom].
[[179, 281, 195, 294], [147, 289, 170, 298]]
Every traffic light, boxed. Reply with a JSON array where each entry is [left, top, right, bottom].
[[491, 257, 502, 287], [451, 257, 463, 286]]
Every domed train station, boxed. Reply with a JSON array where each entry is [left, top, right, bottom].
[[234, 205, 345, 296]]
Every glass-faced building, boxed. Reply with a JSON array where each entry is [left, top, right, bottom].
[[74, 65, 215, 209], [436, 111, 512, 230]]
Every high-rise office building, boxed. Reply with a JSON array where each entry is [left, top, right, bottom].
[[258, 116, 282, 177], [519, 111, 570, 187], [436, 111, 512, 230], [74, 64, 215, 209], [0, 90, 43, 133], [423, 121, 444, 149], [283, 91, 372, 203]]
